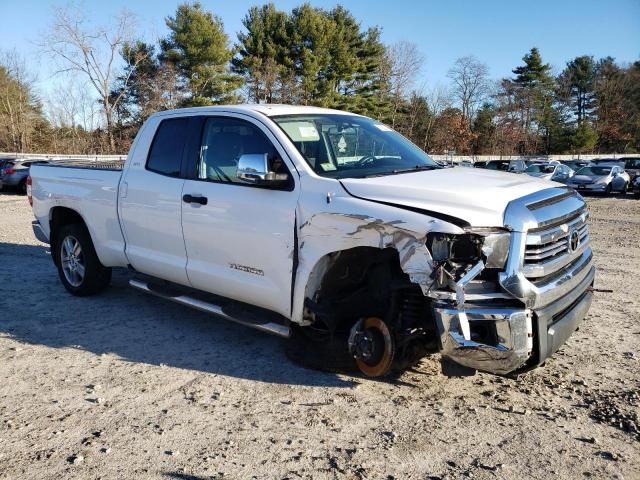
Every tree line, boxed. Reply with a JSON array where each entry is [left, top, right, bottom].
[[0, 2, 638, 156]]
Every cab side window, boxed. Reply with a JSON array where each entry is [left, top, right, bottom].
[[198, 117, 286, 184], [146, 118, 189, 177]]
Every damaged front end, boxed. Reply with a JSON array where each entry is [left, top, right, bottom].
[[425, 230, 535, 375], [428, 188, 595, 376], [295, 187, 593, 377]]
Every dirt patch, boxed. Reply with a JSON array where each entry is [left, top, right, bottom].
[[0, 191, 639, 479]]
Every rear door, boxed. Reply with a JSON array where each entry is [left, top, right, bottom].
[[180, 115, 299, 317], [118, 117, 193, 285]]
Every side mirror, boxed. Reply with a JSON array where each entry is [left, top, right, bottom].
[[236, 153, 289, 186]]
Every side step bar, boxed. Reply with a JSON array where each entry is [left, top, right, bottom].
[[129, 279, 290, 338]]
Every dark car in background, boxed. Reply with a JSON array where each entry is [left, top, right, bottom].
[[632, 175, 640, 198], [623, 157, 640, 181], [562, 160, 589, 172], [590, 158, 626, 169], [473, 159, 528, 173], [0, 159, 48, 194]]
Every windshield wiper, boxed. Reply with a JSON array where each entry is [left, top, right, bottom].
[[392, 165, 440, 174], [363, 164, 440, 178]]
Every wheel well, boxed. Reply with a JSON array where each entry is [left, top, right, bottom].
[[49, 207, 87, 265], [303, 246, 438, 367], [304, 247, 412, 331]]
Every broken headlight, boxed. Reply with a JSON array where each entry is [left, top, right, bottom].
[[427, 231, 510, 271]]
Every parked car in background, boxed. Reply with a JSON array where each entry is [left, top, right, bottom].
[[567, 165, 630, 194], [473, 159, 527, 173], [632, 175, 640, 198], [562, 160, 589, 172], [623, 157, 640, 181], [0, 159, 48, 194], [435, 160, 454, 168], [590, 158, 625, 169], [525, 162, 574, 183], [0, 157, 16, 190]]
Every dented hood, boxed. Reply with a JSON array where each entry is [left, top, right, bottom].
[[339, 167, 556, 227]]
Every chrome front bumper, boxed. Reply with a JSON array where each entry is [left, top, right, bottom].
[[434, 307, 533, 375], [434, 265, 594, 375]]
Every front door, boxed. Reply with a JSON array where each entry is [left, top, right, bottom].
[[181, 115, 299, 317]]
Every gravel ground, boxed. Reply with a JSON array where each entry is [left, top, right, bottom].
[[0, 190, 638, 480]]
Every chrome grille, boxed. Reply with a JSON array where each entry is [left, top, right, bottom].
[[524, 210, 589, 279], [500, 187, 595, 310]]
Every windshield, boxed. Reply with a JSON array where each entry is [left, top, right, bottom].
[[576, 166, 611, 176], [564, 161, 586, 171], [625, 158, 640, 169], [485, 161, 510, 171], [271, 114, 439, 179], [526, 164, 555, 174]]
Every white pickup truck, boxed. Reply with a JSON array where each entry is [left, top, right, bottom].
[[29, 105, 595, 377]]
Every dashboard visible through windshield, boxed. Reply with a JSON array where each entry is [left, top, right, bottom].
[[272, 114, 439, 179]]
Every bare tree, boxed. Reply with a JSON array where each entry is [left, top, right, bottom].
[[46, 79, 100, 153], [383, 41, 424, 127], [0, 51, 40, 152], [447, 55, 489, 123], [42, 5, 145, 151], [422, 85, 451, 151]]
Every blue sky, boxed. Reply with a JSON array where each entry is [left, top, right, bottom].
[[1, 0, 639, 98]]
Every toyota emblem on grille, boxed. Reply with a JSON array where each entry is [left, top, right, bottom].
[[568, 229, 580, 253]]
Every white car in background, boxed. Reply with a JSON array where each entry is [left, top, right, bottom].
[[525, 162, 574, 184]]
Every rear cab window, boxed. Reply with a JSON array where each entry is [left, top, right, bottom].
[[146, 118, 190, 176]]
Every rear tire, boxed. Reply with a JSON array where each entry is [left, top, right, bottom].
[[18, 179, 27, 195], [54, 223, 112, 296]]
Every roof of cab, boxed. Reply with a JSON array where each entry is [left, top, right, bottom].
[[152, 104, 360, 119]]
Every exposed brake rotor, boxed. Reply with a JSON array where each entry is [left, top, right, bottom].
[[348, 317, 395, 377]]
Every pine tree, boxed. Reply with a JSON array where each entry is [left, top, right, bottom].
[[161, 2, 243, 106], [472, 103, 496, 154], [233, 3, 293, 103], [558, 55, 596, 125], [510, 47, 557, 153]]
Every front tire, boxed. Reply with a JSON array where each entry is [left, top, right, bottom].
[[605, 183, 612, 195], [285, 324, 358, 373], [54, 224, 111, 296]]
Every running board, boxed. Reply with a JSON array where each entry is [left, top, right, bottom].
[[129, 278, 290, 338]]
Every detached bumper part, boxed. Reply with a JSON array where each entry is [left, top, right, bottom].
[[434, 266, 594, 375], [434, 307, 533, 375]]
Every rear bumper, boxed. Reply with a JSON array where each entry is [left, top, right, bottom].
[[434, 265, 595, 375], [32, 220, 50, 244]]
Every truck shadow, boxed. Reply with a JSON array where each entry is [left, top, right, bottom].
[[0, 241, 355, 387]]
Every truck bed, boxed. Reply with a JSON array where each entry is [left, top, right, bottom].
[[30, 163, 129, 268]]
